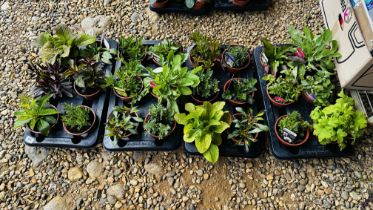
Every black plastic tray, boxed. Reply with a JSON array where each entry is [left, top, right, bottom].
[[214, 0, 272, 11], [150, 0, 272, 15], [149, 1, 212, 16], [103, 40, 183, 151], [253, 46, 354, 159], [183, 45, 268, 158], [23, 39, 117, 149]]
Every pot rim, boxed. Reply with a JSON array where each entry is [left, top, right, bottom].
[[223, 78, 255, 105], [143, 114, 176, 140], [274, 115, 310, 147], [266, 84, 294, 107], [62, 105, 97, 137], [221, 49, 251, 73], [27, 104, 60, 135]]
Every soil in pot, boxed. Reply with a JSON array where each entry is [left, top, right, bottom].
[[274, 115, 310, 147]]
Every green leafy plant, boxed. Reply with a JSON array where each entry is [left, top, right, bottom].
[[35, 25, 96, 64], [79, 37, 117, 64], [278, 111, 310, 139], [105, 60, 145, 98], [310, 91, 367, 150], [193, 70, 219, 99], [29, 62, 74, 99], [148, 51, 202, 115], [144, 103, 174, 140], [288, 26, 341, 72], [118, 36, 146, 61], [175, 102, 232, 163], [225, 46, 249, 67], [106, 106, 143, 141], [264, 69, 302, 104], [189, 32, 220, 69], [148, 40, 181, 64], [228, 107, 268, 152], [261, 38, 295, 75], [222, 78, 257, 104], [14, 95, 59, 136], [62, 104, 91, 132], [75, 61, 106, 92], [301, 70, 335, 106]]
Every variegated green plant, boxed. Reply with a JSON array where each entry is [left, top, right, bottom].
[[175, 101, 232, 163]]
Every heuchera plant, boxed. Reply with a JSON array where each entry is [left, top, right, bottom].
[[175, 102, 232, 163], [310, 91, 367, 150]]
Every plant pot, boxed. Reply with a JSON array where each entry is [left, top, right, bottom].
[[74, 83, 101, 101], [192, 0, 207, 10], [223, 78, 255, 106], [266, 84, 294, 107], [113, 78, 144, 103], [144, 114, 176, 140], [191, 91, 219, 105], [302, 91, 316, 104], [187, 45, 219, 69], [221, 49, 251, 74], [107, 111, 140, 141], [27, 105, 59, 136], [151, 0, 169, 8], [62, 105, 96, 138], [274, 115, 310, 147], [231, 0, 249, 7]]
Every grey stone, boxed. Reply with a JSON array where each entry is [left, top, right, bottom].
[[25, 145, 48, 167], [81, 15, 111, 36], [107, 184, 124, 200], [1, 2, 9, 11], [44, 196, 68, 210], [144, 163, 163, 176], [103, 0, 112, 6], [86, 160, 102, 178]]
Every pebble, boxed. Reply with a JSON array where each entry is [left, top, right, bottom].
[[86, 160, 102, 179], [107, 184, 124, 200], [24, 145, 48, 167], [67, 167, 83, 181], [43, 196, 68, 210], [144, 163, 163, 176]]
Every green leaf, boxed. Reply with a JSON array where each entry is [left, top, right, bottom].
[[37, 119, 50, 136], [39, 108, 59, 116], [76, 34, 96, 46], [203, 144, 219, 164], [195, 133, 212, 154]]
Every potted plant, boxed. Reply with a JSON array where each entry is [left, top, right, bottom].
[[148, 40, 182, 66], [221, 46, 250, 74], [14, 95, 59, 136], [175, 101, 232, 163], [144, 103, 176, 141], [35, 25, 96, 65], [106, 106, 143, 141], [301, 70, 335, 106], [310, 91, 367, 151], [150, 0, 169, 8], [274, 111, 311, 147], [188, 32, 220, 69], [229, 0, 249, 6], [117, 36, 146, 61], [73, 61, 106, 100], [222, 78, 257, 106], [105, 60, 145, 103], [263, 70, 302, 107], [148, 51, 202, 115], [61, 103, 96, 137], [228, 107, 269, 153], [79, 36, 117, 65], [29, 62, 74, 99], [185, 0, 211, 10], [191, 70, 220, 105]]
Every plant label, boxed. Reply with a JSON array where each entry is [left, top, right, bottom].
[[225, 52, 235, 67], [283, 128, 297, 143]]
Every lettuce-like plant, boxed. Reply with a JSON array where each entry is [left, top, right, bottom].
[[35, 25, 96, 64], [175, 101, 232, 163], [310, 91, 367, 150]]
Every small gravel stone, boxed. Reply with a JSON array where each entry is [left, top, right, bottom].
[[67, 167, 83, 181], [86, 160, 102, 179]]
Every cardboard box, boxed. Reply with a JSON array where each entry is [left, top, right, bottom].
[[320, 0, 373, 90]]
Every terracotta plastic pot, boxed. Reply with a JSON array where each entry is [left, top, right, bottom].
[[302, 91, 316, 104], [221, 49, 251, 74], [191, 91, 220, 105], [113, 78, 144, 103], [193, 0, 207, 10], [74, 83, 100, 101], [223, 78, 255, 106], [274, 115, 310, 147], [62, 105, 96, 138], [230, 113, 260, 144], [232, 0, 249, 6], [144, 114, 176, 140], [151, 0, 169, 8], [266, 84, 294, 107], [27, 105, 59, 136], [187, 45, 220, 69]]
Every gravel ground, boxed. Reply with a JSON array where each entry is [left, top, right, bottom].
[[0, 0, 372, 209]]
